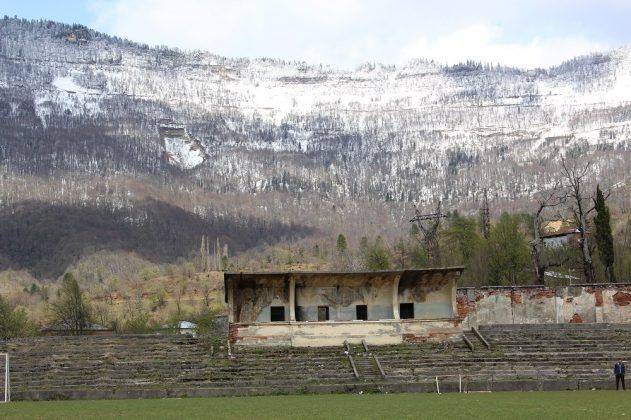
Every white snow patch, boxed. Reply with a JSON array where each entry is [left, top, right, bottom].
[[164, 136, 205, 169]]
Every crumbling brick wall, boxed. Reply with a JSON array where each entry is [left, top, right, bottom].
[[457, 284, 631, 328]]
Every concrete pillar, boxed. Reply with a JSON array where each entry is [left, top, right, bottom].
[[450, 276, 458, 318], [392, 273, 401, 319], [289, 275, 296, 322], [227, 277, 235, 323]]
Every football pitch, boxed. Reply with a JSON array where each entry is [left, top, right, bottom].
[[2, 391, 629, 419]]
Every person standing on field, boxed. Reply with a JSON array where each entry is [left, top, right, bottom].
[[614, 360, 626, 390]]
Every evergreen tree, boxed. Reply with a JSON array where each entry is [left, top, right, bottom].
[[594, 185, 615, 282], [359, 236, 369, 253], [444, 213, 480, 265], [364, 237, 391, 271], [392, 238, 408, 268], [409, 223, 420, 238], [336, 234, 348, 254], [409, 243, 429, 268], [52, 273, 91, 334], [487, 213, 532, 285]]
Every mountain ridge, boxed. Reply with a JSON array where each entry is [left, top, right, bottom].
[[1, 16, 630, 278]]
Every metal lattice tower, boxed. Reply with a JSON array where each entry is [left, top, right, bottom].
[[410, 201, 446, 265]]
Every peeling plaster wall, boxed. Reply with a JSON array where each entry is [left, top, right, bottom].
[[228, 269, 463, 346], [294, 273, 394, 321], [398, 272, 456, 319], [232, 319, 462, 347], [234, 275, 290, 323], [458, 284, 631, 328]]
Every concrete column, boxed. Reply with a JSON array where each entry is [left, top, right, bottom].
[[450, 276, 458, 318], [289, 275, 296, 322], [392, 273, 401, 319], [227, 277, 235, 323]]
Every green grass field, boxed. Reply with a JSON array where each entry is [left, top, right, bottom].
[[2, 391, 629, 419]]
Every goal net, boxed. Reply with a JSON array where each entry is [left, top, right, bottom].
[[0, 353, 9, 403]]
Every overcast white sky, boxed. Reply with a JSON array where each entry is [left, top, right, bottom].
[[3, 0, 631, 69]]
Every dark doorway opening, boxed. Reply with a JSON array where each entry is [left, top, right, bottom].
[[400, 303, 414, 319], [270, 306, 285, 322], [356, 304, 368, 320], [317, 306, 330, 321]]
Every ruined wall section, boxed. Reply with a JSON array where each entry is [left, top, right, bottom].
[[234, 274, 289, 323], [295, 273, 394, 321], [398, 271, 456, 319], [457, 284, 631, 328], [232, 319, 462, 347]]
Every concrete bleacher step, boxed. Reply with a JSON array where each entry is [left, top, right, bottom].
[[1, 323, 628, 400]]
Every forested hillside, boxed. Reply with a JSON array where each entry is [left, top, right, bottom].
[[0, 17, 630, 283]]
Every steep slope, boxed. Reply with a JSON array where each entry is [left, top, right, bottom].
[[0, 17, 630, 277]]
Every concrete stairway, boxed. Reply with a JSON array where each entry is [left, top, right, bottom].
[[372, 323, 631, 387], [477, 323, 631, 380], [347, 342, 382, 381]]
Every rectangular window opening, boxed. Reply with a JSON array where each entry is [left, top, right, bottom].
[[295, 305, 304, 322], [270, 306, 285, 322], [400, 303, 414, 319], [317, 306, 329, 321], [356, 304, 368, 321]]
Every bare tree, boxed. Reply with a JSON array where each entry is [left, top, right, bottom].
[[560, 158, 598, 282], [531, 183, 567, 284]]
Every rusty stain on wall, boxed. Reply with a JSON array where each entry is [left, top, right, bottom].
[[613, 291, 631, 306]]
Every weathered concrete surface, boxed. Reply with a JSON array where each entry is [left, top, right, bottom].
[[227, 268, 463, 346], [294, 273, 395, 321], [232, 274, 290, 323], [458, 284, 631, 327], [231, 319, 462, 347], [4, 323, 629, 401], [399, 272, 455, 319]]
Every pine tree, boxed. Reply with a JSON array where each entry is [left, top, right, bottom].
[[487, 213, 532, 285], [594, 185, 615, 282], [444, 212, 480, 266], [52, 273, 91, 334], [364, 237, 391, 271], [336, 234, 348, 254]]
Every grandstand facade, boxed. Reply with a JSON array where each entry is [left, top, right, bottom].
[[225, 268, 464, 346]]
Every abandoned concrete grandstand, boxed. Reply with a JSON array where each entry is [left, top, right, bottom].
[[225, 268, 464, 346], [2, 322, 631, 400], [1, 282, 630, 400]]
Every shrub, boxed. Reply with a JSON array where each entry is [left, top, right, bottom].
[[0, 295, 38, 339]]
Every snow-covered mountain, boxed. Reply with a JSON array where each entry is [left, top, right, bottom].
[[1, 17, 630, 232]]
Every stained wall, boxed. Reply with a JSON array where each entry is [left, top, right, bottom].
[[233, 274, 290, 323], [457, 284, 631, 327], [294, 273, 395, 321], [398, 271, 456, 319]]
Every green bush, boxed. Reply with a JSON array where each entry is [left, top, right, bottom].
[[122, 313, 154, 334], [0, 295, 38, 339]]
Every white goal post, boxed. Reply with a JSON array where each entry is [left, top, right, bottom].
[[1, 353, 9, 403]]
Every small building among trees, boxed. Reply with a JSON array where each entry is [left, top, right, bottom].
[[542, 219, 582, 248]]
